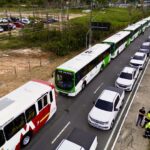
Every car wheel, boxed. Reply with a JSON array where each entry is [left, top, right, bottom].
[[120, 102, 123, 109], [110, 120, 114, 129], [21, 133, 32, 147], [129, 86, 133, 92]]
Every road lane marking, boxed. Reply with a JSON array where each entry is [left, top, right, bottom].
[[104, 60, 149, 150], [94, 83, 103, 94], [51, 121, 71, 144]]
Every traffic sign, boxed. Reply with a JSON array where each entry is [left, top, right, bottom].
[[91, 22, 111, 31]]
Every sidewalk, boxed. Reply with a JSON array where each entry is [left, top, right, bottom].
[[114, 63, 150, 149]]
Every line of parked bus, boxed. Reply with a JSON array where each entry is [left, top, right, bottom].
[[55, 16, 150, 96], [0, 16, 150, 150]]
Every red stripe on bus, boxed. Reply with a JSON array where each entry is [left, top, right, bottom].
[[32, 79, 55, 89]]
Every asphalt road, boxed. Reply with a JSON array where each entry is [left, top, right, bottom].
[[24, 27, 150, 150]]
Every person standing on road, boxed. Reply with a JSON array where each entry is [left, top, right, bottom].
[[136, 107, 146, 127], [143, 110, 150, 127]]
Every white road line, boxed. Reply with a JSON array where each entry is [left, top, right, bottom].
[[104, 60, 149, 150], [51, 121, 71, 144], [94, 83, 104, 94]]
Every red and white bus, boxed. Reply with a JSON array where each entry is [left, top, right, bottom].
[[0, 80, 57, 150]]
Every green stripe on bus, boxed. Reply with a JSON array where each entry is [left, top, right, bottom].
[[104, 54, 111, 67]]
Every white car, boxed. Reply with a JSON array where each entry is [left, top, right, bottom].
[[20, 18, 30, 24], [0, 26, 4, 32], [139, 42, 150, 56], [130, 52, 147, 69], [0, 18, 9, 23], [56, 128, 98, 150], [146, 36, 150, 42], [115, 66, 139, 91], [88, 87, 125, 130]]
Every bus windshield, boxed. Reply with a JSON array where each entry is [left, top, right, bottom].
[[55, 70, 74, 91], [0, 130, 5, 147]]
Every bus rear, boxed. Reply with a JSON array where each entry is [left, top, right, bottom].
[[0, 80, 57, 150]]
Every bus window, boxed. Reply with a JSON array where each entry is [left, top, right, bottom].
[[4, 114, 26, 140], [38, 99, 42, 111], [25, 105, 37, 123], [0, 130, 5, 147], [43, 95, 48, 106], [50, 91, 53, 103], [75, 72, 82, 85], [38, 95, 49, 111]]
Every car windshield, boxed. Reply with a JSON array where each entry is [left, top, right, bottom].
[[55, 70, 74, 91], [141, 45, 149, 49], [120, 72, 133, 80], [95, 99, 113, 112], [0, 130, 5, 147], [146, 39, 150, 42], [133, 55, 144, 60]]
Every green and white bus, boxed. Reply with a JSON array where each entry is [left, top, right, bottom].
[[123, 24, 142, 42], [143, 17, 150, 27], [102, 31, 131, 59], [134, 19, 149, 32], [55, 44, 111, 96]]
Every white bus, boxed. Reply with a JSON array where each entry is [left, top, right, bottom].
[[143, 16, 150, 27], [134, 19, 149, 32], [102, 31, 131, 59], [0, 80, 57, 149], [55, 44, 111, 96], [123, 24, 142, 41]]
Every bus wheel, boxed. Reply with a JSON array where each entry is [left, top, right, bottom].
[[21, 133, 32, 147], [82, 82, 86, 90]]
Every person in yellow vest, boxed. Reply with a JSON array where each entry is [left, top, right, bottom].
[[143, 110, 150, 128], [144, 122, 150, 138]]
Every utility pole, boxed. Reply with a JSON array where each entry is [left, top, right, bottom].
[[66, 1, 69, 20], [88, 0, 93, 48]]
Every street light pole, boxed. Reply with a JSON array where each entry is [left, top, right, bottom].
[[89, 1, 93, 48], [66, 1, 69, 20]]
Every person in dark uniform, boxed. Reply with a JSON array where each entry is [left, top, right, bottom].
[[136, 107, 146, 127]]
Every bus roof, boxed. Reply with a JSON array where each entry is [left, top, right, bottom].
[[103, 31, 130, 44], [143, 16, 150, 21], [134, 20, 148, 26], [124, 24, 141, 31], [0, 80, 53, 128], [56, 43, 110, 73]]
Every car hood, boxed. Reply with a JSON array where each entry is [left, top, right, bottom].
[[89, 106, 113, 122], [116, 77, 133, 86], [130, 59, 143, 65]]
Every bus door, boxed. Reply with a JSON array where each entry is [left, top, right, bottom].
[[49, 90, 56, 117], [35, 93, 51, 131], [109, 43, 116, 58]]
